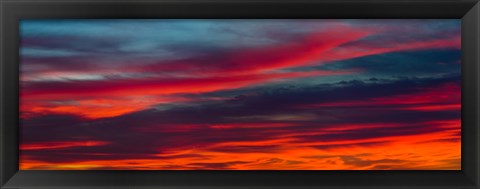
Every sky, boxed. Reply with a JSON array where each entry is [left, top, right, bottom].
[[19, 19, 461, 170]]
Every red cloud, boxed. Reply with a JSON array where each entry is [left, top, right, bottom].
[[301, 82, 460, 112], [21, 140, 109, 150]]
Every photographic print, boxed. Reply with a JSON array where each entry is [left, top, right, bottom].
[[19, 19, 461, 170]]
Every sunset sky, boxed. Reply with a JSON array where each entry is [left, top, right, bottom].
[[19, 19, 461, 170]]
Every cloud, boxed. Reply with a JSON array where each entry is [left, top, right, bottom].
[[339, 156, 406, 168], [20, 75, 460, 170], [186, 161, 252, 170], [294, 49, 461, 76]]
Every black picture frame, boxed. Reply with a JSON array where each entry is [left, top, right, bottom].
[[1, 0, 479, 188]]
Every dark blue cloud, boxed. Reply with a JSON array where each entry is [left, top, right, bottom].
[[290, 49, 460, 76]]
